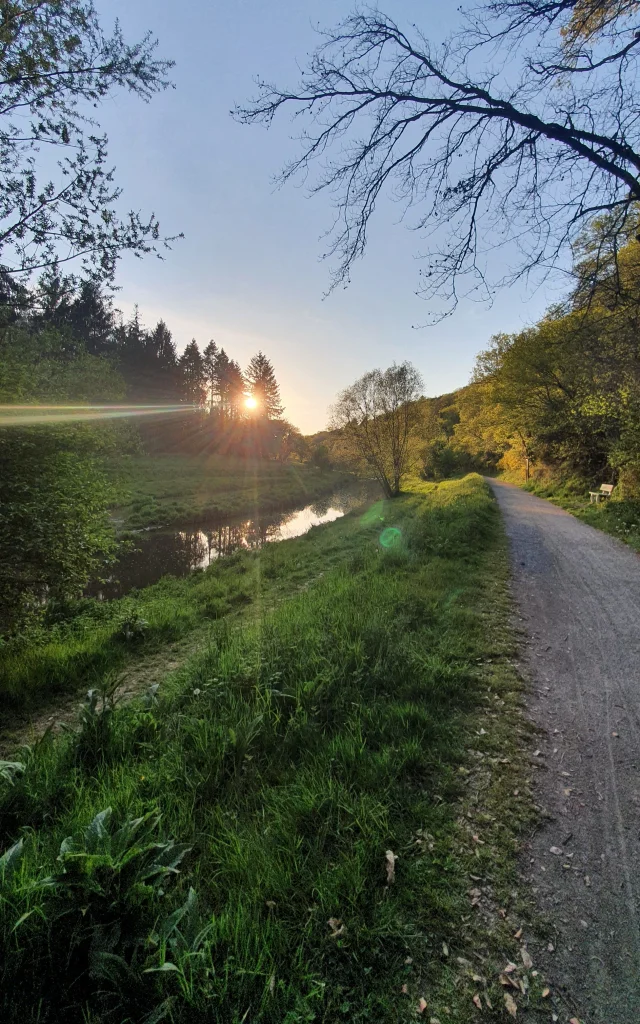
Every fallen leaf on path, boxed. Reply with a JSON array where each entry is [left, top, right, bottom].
[[520, 947, 533, 969], [547, 942, 555, 952], [442, 942, 449, 956], [550, 846, 563, 855], [504, 992, 518, 1017], [417, 997, 428, 1013], [385, 849, 397, 884], [503, 962, 518, 974], [499, 974, 519, 989], [484, 993, 493, 1009], [401, 984, 408, 994], [569, 1019, 582, 1024], [542, 987, 550, 998], [513, 927, 523, 939], [472, 993, 482, 1010], [327, 918, 344, 937]]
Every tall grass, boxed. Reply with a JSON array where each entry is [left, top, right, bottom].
[[0, 476, 524, 1023]]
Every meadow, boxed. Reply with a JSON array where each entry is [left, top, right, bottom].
[[107, 454, 350, 529], [0, 476, 540, 1023]]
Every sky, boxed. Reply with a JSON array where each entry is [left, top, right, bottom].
[[92, 0, 559, 433]]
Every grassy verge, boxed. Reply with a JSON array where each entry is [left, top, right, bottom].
[[0, 491, 387, 717], [520, 478, 640, 553], [107, 454, 352, 529], [0, 476, 542, 1023]]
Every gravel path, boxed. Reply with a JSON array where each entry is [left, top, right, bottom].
[[489, 479, 640, 1023]]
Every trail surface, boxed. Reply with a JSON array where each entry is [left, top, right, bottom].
[[489, 479, 640, 1023]]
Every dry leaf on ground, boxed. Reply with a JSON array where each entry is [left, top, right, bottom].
[[504, 992, 518, 1017], [520, 947, 533, 969], [417, 997, 428, 1013], [327, 917, 344, 937], [472, 993, 482, 1009], [550, 846, 563, 855], [385, 849, 397, 884]]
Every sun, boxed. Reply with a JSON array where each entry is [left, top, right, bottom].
[[245, 395, 258, 410]]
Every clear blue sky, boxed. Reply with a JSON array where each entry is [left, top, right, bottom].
[[94, 0, 558, 433]]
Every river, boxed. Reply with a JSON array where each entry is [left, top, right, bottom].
[[87, 481, 380, 599]]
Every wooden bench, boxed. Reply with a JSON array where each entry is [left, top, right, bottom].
[[589, 483, 614, 504]]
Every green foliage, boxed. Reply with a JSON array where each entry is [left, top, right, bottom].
[[0, 476, 526, 1023], [0, 806, 192, 1021], [0, 428, 117, 632], [0, 0, 175, 281]]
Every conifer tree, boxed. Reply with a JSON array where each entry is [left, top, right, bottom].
[[245, 351, 283, 419], [202, 340, 219, 409], [178, 339, 206, 406]]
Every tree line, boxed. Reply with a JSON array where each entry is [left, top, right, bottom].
[[418, 219, 640, 496]]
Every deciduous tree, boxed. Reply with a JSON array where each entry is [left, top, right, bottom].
[[331, 361, 423, 496], [238, 2, 640, 317], [0, 0, 178, 284]]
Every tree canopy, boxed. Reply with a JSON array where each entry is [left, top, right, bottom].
[[0, 0, 177, 284], [331, 361, 423, 497], [237, 0, 640, 317]]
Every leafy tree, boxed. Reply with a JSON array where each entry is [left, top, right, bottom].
[[245, 351, 283, 419], [0, 318, 125, 631], [238, 2, 640, 316], [331, 361, 423, 497], [0, 0, 178, 284]]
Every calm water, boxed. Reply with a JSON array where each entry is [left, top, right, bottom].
[[88, 483, 379, 599]]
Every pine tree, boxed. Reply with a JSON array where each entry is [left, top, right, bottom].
[[245, 351, 283, 419], [226, 359, 246, 419], [178, 339, 206, 406], [202, 340, 218, 409]]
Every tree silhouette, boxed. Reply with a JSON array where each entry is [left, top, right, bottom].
[[245, 351, 284, 419], [237, 3, 640, 318], [178, 340, 206, 407]]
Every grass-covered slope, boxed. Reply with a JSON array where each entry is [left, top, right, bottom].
[[521, 478, 640, 553], [108, 454, 351, 529], [0, 477, 537, 1023]]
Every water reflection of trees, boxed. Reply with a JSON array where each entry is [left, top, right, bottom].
[[89, 482, 383, 598]]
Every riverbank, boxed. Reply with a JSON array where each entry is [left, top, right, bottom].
[[108, 453, 352, 529], [0, 487, 385, 722], [0, 476, 545, 1023]]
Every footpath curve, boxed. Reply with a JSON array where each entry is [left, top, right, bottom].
[[488, 479, 640, 1024]]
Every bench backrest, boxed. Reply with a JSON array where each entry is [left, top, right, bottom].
[[600, 484, 614, 495]]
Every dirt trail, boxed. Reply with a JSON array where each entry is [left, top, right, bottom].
[[488, 479, 640, 1024]]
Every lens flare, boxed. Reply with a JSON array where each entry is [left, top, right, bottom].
[[0, 404, 196, 427], [379, 526, 402, 548]]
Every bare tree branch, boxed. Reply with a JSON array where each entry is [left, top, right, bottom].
[[236, 4, 640, 319]]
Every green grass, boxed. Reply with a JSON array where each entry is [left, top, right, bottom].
[[0, 492, 390, 716], [107, 454, 352, 529], [0, 476, 540, 1023], [521, 478, 640, 553]]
